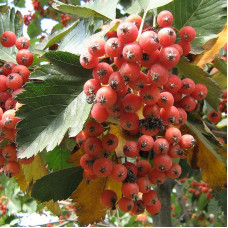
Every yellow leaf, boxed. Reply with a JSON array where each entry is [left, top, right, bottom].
[[109, 124, 135, 157], [211, 71, 227, 89], [193, 24, 227, 67], [71, 176, 122, 226], [15, 154, 61, 215], [181, 125, 226, 189], [67, 147, 85, 167]]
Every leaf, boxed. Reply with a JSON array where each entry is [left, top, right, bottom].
[[35, 20, 80, 50], [126, 0, 173, 14], [211, 72, 227, 90], [0, 6, 23, 63], [180, 114, 227, 189], [109, 124, 135, 158], [71, 176, 122, 226], [14, 154, 61, 215], [13, 0, 26, 8], [52, 0, 118, 20], [31, 166, 83, 202], [208, 197, 222, 214], [192, 24, 227, 67], [177, 57, 222, 111], [213, 190, 227, 216], [58, 19, 115, 55], [67, 147, 85, 167], [213, 57, 227, 76], [16, 51, 92, 159], [158, 0, 227, 54], [27, 15, 42, 39], [198, 193, 208, 211], [45, 146, 73, 171]]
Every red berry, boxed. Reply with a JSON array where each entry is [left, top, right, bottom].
[[1, 31, 16, 47], [85, 120, 104, 137], [148, 168, 167, 185], [159, 46, 180, 68], [168, 144, 185, 158], [1, 109, 20, 129], [122, 93, 142, 113], [160, 106, 179, 125], [120, 62, 141, 82], [139, 31, 160, 53], [147, 63, 169, 87], [143, 190, 158, 205], [140, 85, 160, 105], [105, 37, 123, 57], [123, 141, 139, 157], [153, 138, 169, 154], [191, 83, 208, 100], [2, 144, 17, 161], [100, 190, 117, 207], [88, 38, 106, 57], [158, 27, 176, 47], [117, 22, 138, 43], [139, 50, 160, 68], [80, 154, 96, 170], [96, 86, 117, 108], [137, 177, 151, 193], [180, 26, 196, 42], [80, 52, 99, 69], [91, 103, 109, 123], [120, 112, 139, 131], [6, 73, 23, 90], [157, 10, 173, 27], [126, 14, 142, 29], [146, 199, 161, 214], [131, 200, 145, 215], [83, 79, 101, 96], [165, 163, 182, 179], [16, 49, 34, 66], [93, 157, 113, 177], [0, 75, 7, 92], [75, 129, 89, 147], [118, 197, 134, 212], [111, 164, 127, 182], [102, 133, 118, 151], [121, 182, 139, 199], [180, 78, 195, 95], [137, 160, 151, 177], [208, 110, 221, 123], [180, 96, 197, 111], [153, 154, 172, 172], [12, 65, 30, 83], [108, 71, 125, 91], [165, 127, 182, 144], [157, 92, 174, 108], [164, 74, 182, 94], [3, 161, 20, 177], [179, 134, 196, 149], [92, 62, 113, 84], [84, 137, 103, 156], [137, 135, 154, 151], [15, 37, 30, 50], [122, 43, 143, 62], [143, 104, 160, 119], [177, 41, 191, 56], [2, 62, 16, 75]]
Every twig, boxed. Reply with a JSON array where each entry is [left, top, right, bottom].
[[211, 130, 227, 138]]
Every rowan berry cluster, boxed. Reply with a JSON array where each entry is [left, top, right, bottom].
[[0, 31, 34, 178], [78, 11, 207, 215], [189, 180, 213, 200], [0, 195, 8, 216]]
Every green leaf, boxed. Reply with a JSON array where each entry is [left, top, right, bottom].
[[31, 166, 83, 202], [177, 57, 222, 111], [27, 15, 42, 39], [158, 0, 227, 54], [211, 71, 227, 90], [16, 51, 92, 159], [208, 198, 222, 214], [52, 0, 118, 20], [127, 0, 173, 14], [35, 20, 80, 50], [186, 113, 226, 166], [0, 6, 23, 63], [213, 57, 227, 76], [213, 190, 227, 216], [198, 193, 208, 211], [45, 146, 73, 171], [59, 19, 113, 55], [13, 0, 25, 8]]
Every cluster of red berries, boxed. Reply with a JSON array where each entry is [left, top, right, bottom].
[[208, 90, 226, 124], [0, 198, 7, 216], [60, 14, 71, 27], [77, 11, 207, 215], [0, 31, 34, 178], [189, 180, 213, 200]]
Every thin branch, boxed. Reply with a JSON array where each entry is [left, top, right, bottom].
[[211, 130, 227, 138]]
